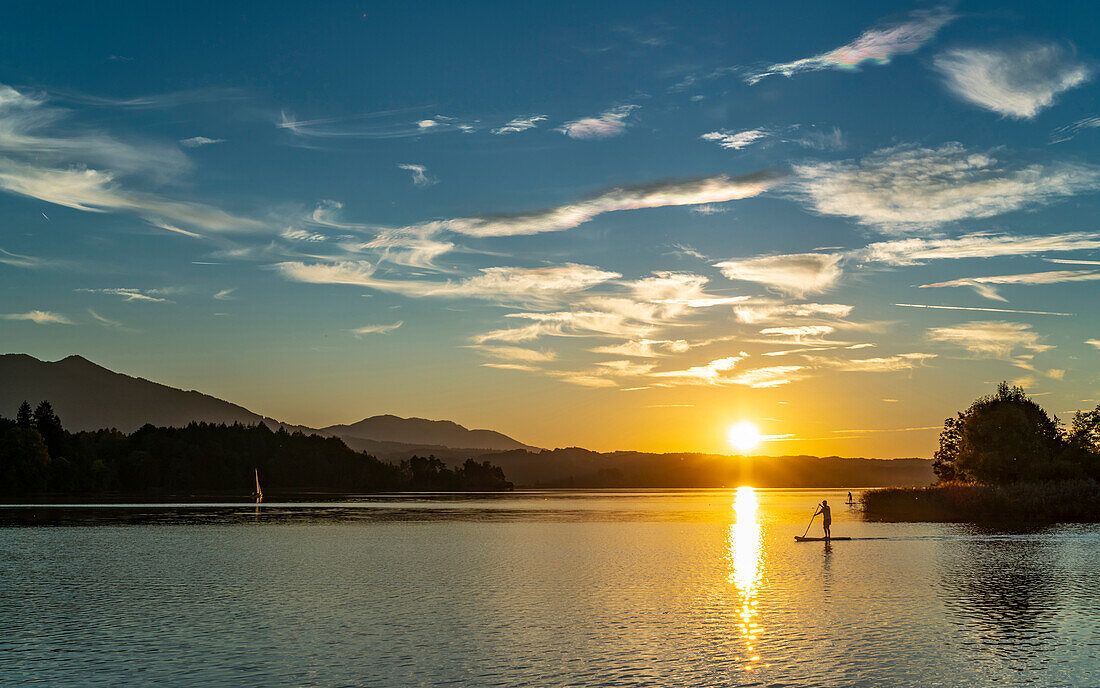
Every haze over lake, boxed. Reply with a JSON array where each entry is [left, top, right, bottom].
[[4, 489, 1097, 687]]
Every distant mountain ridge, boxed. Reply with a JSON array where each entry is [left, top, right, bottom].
[[324, 415, 537, 452], [0, 354, 536, 455]]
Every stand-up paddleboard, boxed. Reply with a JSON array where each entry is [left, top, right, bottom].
[[795, 536, 851, 541]]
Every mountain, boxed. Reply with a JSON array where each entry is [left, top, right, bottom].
[[0, 354, 534, 456], [468, 447, 935, 488], [323, 415, 537, 452], [0, 353, 274, 432]]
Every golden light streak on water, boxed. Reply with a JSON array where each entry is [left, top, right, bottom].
[[728, 486, 764, 671]]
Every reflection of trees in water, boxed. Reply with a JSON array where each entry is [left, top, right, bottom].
[[938, 531, 1061, 654]]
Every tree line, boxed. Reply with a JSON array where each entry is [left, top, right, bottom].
[[932, 382, 1100, 484], [0, 400, 513, 496]]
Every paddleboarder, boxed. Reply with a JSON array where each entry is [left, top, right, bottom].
[[814, 500, 832, 539]]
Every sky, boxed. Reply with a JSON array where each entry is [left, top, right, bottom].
[[1, 0, 1098, 457]]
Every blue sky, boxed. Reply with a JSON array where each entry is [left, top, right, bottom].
[[1, 1, 1098, 455]]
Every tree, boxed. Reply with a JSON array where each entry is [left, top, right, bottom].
[[933, 382, 1065, 484], [16, 401, 33, 429], [932, 413, 964, 482], [33, 400, 65, 457]]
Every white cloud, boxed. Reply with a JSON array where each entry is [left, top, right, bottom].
[[397, 163, 437, 187], [1052, 116, 1100, 143], [760, 324, 836, 343], [492, 115, 548, 135], [276, 261, 618, 302], [213, 288, 236, 300], [828, 352, 936, 372], [701, 128, 771, 150], [733, 302, 853, 324], [651, 355, 746, 383], [934, 44, 1092, 119], [727, 365, 806, 388], [591, 339, 690, 357], [745, 8, 954, 84], [87, 309, 124, 328], [351, 321, 403, 335], [927, 321, 1052, 359], [0, 247, 48, 268], [861, 232, 1100, 265], [594, 360, 657, 376], [281, 227, 327, 242], [2, 310, 73, 324], [919, 270, 1100, 301], [473, 345, 557, 363], [76, 287, 172, 303], [179, 136, 224, 148], [0, 84, 260, 232], [796, 144, 1100, 231], [1086, 339, 1100, 350], [716, 253, 842, 296], [404, 169, 786, 237], [557, 105, 639, 139]]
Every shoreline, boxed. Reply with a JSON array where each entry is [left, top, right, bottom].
[[862, 480, 1100, 523]]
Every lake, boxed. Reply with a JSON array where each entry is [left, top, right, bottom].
[[1, 489, 1097, 687]]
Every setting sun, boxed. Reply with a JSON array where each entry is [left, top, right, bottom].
[[728, 422, 762, 453]]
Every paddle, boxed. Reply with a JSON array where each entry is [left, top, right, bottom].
[[800, 503, 821, 539]]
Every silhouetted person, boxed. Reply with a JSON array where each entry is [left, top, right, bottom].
[[848, 491, 853, 504], [815, 500, 832, 539]]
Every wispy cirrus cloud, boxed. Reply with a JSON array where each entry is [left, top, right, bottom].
[[0, 247, 52, 268], [745, 7, 953, 84], [933, 43, 1092, 119], [700, 128, 771, 150], [76, 287, 175, 303], [701, 125, 846, 153], [473, 345, 557, 363], [716, 252, 842, 296], [1086, 339, 1100, 350], [87, 309, 125, 329], [2, 310, 73, 324], [275, 106, 471, 140], [651, 354, 746, 383], [591, 339, 690, 357], [557, 105, 639, 139], [824, 352, 936, 372], [397, 163, 437, 187], [351, 321, 403, 336], [860, 232, 1100, 265], [179, 136, 224, 148], [402, 169, 787, 237], [919, 270, 1100, 301], [796, 144, 1100, 231], [0, 84, 261, 232], [1052, 116, 1100, 144], [927, 321, 1052, 359], [492, 115, 548, 135], [276, 261, 619, 302], [733, 302, 853, 324]]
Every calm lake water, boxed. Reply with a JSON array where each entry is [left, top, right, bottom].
[[1, 489, 1097, 687]]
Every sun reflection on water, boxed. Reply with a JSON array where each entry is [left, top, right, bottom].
[[728, 486, 765, 671]]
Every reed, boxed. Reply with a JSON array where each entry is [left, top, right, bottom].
[[861, 480, 1100, 522]]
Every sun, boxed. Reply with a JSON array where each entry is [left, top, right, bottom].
[[727, 421, 762, 453]]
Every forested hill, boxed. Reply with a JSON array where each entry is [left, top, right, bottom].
[[0, 354, 268, 432], [0, 402, 512, 496], [471, 447, 935, 488]]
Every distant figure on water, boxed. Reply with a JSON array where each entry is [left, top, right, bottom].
[[847, 491, 853, 504], [815, 500, 832, 539]]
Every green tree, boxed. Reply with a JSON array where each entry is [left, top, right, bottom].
[[16, 401, 33, 429], [934, 382, 1065, 484]]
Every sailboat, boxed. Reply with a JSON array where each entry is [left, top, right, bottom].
[[253, 468, 263, 503]]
